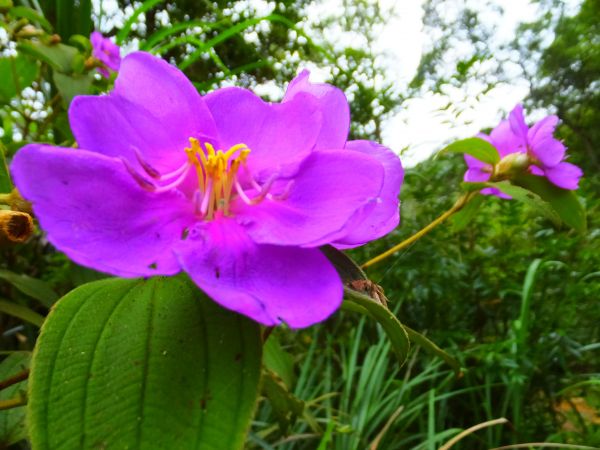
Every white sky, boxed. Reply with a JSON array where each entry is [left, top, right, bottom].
[[94, 0, 573, 167]]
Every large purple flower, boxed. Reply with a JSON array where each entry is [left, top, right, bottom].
[[90, 31, 121, 78], [11, 52, 403, 328], [508, 104, 582, 190]]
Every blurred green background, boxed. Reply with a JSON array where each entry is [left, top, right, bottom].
[[0, 0, 598, 448]]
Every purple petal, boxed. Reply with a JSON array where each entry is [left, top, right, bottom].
[[508, 104, 528, 140], [204, 87, 322, 178], [283, 70, 350, 149], [480, 187, 512, 199], [489, 120, 524, 157], [70, 52, 217, 172], [527, 115, 559, 146], [331, 140, 403, 248], [463, 153, 492, 182], [90, 31, 121, 72], [464, 168, 492, 182], [11, 144, 195, 277], [234, 150, 384, 247], [531, 137, 566, 168], [176, 220, 343, 328], [529, 165, 545, 176], [544, 162, 583, 190], [464, 153, 487, 170]]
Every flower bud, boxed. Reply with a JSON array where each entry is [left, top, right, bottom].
[[495, 153, 530, 177], [0, 210, 34, 244]]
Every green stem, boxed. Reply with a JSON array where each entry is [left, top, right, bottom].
[[0, 394, 27, 410], [362, 192, 475, 269]]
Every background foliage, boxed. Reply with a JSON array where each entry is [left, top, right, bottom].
[[0, 0, 598, 449]]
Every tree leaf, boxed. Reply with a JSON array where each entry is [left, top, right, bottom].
[[28, 275, 262, 450], [0, 352, 30, 446], [440, 137, 500, 164], [0, 269, 59, 308], [513, 173, 587, 232]]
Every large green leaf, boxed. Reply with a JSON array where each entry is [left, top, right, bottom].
[[28, 275, 262, 450], [514, 173, 587, 232], [0, 352, 30, 446], [440, 137, 500, 165]]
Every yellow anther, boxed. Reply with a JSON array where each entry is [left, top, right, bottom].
[[184, 139, 253, 219]]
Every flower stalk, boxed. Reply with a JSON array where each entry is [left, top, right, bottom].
[[362, 192, 476, 269]]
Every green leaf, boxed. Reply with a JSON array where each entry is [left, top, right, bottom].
[[55, 0, 92, 39], [8, 6, 53, 32], [487, 181, 562, 225], [0, 144, 11, 193], [0, 269, 58, 308], [342, 288, 410, 366], [0, 352, 30, 446], [320, 245, 367, 283], [451, 193, 484, 232], [28, 275, 262, 450], [0, 299, 45, 327], [262, 370, 304, 433], [324, 246, 409, 365], [440, 137, 500, 165], [403, 326, 461, 374], [263, 334, 295, 388], [17, 41, 78, 72], [53, 71, 93, 106], [0, 55, 39, 103], [513, 173, 587, 232]]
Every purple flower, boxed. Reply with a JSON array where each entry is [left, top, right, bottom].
[[464, 104, 582, 196], [90, 31, 121, 78], [11, 53, 403, 328], [464, 119, 522, 199], [508, 104, 582, 190]]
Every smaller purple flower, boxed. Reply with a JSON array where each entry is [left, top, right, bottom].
[[463, 119, 522, 199], [464, 104, 583, 197], [90, 31, 121, 78], [508, 104, 582, 190]]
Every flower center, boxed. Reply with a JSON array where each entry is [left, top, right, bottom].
[[184, 138, 250, 219], [121, 138, 293, 221]]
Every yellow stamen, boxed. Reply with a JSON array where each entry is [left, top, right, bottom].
[[185, 138, 251, 219]]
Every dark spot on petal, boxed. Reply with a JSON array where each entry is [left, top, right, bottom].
[[214, 267, 220, 279], [181, 227, 189, 240], [61, 180, 69, 186], [148, 262, 157, 269]]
